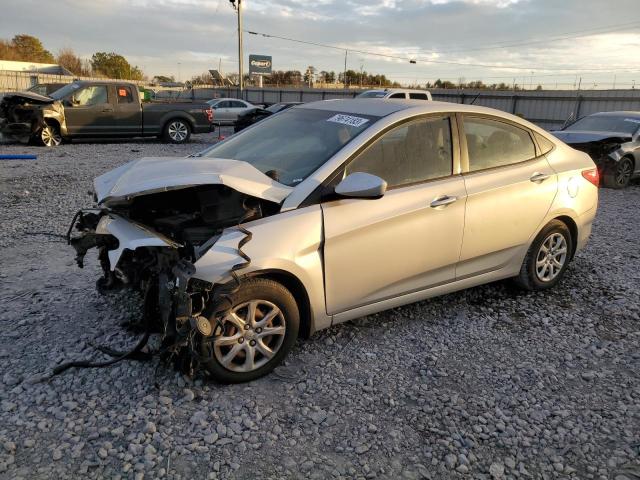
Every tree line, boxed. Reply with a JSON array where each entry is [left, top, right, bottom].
[[0, 34, 144, 80], [427, 78, 542, 91]]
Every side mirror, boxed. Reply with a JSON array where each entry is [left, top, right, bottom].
[[335, 172, 387, 199]]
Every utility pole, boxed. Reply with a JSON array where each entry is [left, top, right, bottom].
[[230, 0, 243, 94], [343, 50, 348, 89]]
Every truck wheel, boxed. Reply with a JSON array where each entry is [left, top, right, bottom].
[[35, 123, 62, 147], [163, 119, 191, 144]]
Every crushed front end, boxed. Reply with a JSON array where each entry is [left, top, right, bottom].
[[67, 156, 291, 375], [0, 92, 63, 143]]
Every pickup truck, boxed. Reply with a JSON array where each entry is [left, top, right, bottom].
[[0, 81, 213, 146]]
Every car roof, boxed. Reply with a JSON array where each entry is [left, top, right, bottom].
[[588, 111, 640, 118], [300, 98, 520, 118]]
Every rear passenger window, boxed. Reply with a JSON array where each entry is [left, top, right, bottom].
[[463, 117, 536, 172], [389, 93, 405, 99], [345, 116, 453, 188], [117, 86, 134, 104], [409, 93, 428, 100]]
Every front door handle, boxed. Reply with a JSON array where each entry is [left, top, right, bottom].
[[530, 172, 550, 183], [101, 107, 114, 113], [430, 195, 458, 208]]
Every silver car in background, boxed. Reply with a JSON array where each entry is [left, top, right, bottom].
[[69, 100, 598, 383], [206, 98, 255, 125]]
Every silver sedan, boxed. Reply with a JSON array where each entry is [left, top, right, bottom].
[[69, 100, 599, 383], [206, 98, 255, 125]]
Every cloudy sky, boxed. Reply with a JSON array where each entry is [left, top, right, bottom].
[[2, 0, 639, 89]]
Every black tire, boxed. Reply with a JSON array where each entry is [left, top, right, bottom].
[[163, 118, 191, 144], [602, 157, 633, 189], [200, 278, 299, 383], [34, 122, 62, 147], [513, 220, 573, 291]]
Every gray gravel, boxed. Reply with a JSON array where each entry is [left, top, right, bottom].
[[1, 133, 639, 479]]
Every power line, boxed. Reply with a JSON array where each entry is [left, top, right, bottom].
[[246, 29, 639, 73], [405, 19, 640, 54]]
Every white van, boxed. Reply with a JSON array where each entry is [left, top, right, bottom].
[[356, 88, 432, 100]]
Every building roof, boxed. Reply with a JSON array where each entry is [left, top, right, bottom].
[[0, 60, 73, 76]]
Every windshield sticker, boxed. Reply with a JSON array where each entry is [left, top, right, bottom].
[[624, 118, 640, 124], [327, 114, 369, 128]]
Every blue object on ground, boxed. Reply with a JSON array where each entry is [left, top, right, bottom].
[[0, 154, 37, 160]]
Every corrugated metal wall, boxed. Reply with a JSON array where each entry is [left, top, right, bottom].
[[222, 87, 640, 131], [2, 70, 640, 131]]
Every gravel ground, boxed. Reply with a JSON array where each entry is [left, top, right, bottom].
[[0, 133, 639, 480]]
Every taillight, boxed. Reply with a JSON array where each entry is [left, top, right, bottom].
[[204, 107, 213, 123], [581, 168, 599, 187]]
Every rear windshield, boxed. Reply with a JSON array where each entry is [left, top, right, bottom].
[[203, 108, 380, 186], [356, 91, 387, 98], [266, 103, 287, 113], [566, 115, 640, 135]]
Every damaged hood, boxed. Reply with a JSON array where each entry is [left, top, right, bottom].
[[0, 91, 55, 104], [553, 130, 632, 144], [94, 157, 294, 205]]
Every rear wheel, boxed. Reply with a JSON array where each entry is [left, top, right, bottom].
[[163, 119, 191, 143], [514, 220, 573, 291], [200, 278, 299, 383], [35, 122, 62, 147], [603, 157, 633, 189]]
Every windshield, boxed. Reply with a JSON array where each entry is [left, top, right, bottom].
[[566, 115, 640, 135], [203, 108, 380, 186], [49, 82, 82, 100], [356, 91, 387, 98]]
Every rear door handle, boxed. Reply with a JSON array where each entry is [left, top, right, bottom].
[[530, 172, 550, 183], [430, 195, 458, 208], [101, 108, 114, 113]]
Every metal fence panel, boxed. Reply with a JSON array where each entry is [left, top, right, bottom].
[[2, 70, 640, 130]]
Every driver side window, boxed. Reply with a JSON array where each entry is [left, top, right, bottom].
[[73, 86, 108, 106], [345, 116, 453, 188]]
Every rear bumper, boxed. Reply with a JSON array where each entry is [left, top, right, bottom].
[[575, 206, 597, 253]]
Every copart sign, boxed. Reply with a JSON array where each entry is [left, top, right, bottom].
[[249, 55, 272, 75]]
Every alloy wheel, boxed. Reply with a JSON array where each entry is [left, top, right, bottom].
[[535, 232, 568, 282], [615, 159, 633, 187], [213, 300, 286, 373], [168, 121, 188, 142], [41, 125, 62, 146]]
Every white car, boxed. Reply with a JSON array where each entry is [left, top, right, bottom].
[[206, 98, 255, 125], [356, 88, 432, 100]]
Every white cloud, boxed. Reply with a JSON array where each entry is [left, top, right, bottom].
[[0, 0, 638, 88]]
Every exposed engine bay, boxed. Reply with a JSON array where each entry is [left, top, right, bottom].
[[568, 136, 631, 167], [64, 157, 290, 377]]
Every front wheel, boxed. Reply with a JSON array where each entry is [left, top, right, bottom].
[[163, 119, 191, 144], [199, 278, 299, 383], [35, 123, 62, 147], [602, 157, 633, 189], [513, 220, 573, 291]]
